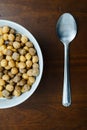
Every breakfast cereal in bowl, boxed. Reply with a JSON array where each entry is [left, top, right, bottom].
[[0, 20, 43, 109]]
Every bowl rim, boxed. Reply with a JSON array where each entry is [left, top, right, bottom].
[[0, 19, 43, 109]]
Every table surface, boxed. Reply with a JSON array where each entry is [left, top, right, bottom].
[[0, 0, 87, 130]]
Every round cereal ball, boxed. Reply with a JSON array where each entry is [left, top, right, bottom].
[[29, 48, 36, 56], [20, 55, 26, 62], [2, 74, 10, 81], [2, 26, 10, 33], [21, 84, 30, 93], [26, 60, 32, 68], [6, 84, 14, 92], [0, 38, 4, 46], [29, 76, 35, 84], [33, 68, 39, 76], [6, 49, 13, 56], [27, 69, 33, 76], [8, 33, 15, 41], [0, 45, 6, 51], [33, 63, 39, 69], [11, 67, 18, 75], [3, 33, 8, 40], [18, 62, 26, 69], [21, 35, 28, 43], [13, 86, 21, 96], [25, 53, 31, 60], [12, 52, 20, 61], [32, 55, 39, 63], [1, 59, 8, 67], [8, 60, 15, 67], [5, 65, 11, 70], [18, 48, 27, 55], [6, 55, 12, 61], [10, 28, 15, 34], [22, 73, 28, 80], [26, 41, 33, 48], [2, 89, 10, 98], [13, 41, 21, 49], [0, 79, 5, 86]]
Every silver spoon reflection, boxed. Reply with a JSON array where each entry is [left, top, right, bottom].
[[56, 13, 77, 107]]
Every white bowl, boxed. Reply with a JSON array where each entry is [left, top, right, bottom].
[[0, 20, 43, 109]]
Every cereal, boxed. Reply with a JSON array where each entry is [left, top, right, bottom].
[[13, 41, 21, 49], [32, 55, 39, 63], [25, 53, 31, 60], [6, 55, 12, 61], [27, 69, 33, 76], [2, 75, 10, 81], [3, 34, 8, 40], [29, 76, 35, 84], [13, 86, 21, 96], [21, 35, 28, 43], [2, 89, 10, 98], [12, 52, 20, 61], [6, 84, 14, 92], [18, 62, 26, 69], [2, 26, 9, 33], [8, 34, 15, 41], [26, 41, 33, 47], [0, 25, 39, 98], [1, 59, 8, 67], [6, 49, 13, 56], [22, 73, 28, 80], [21, 84, 30, 93], [11, 67, 18, 75], [8, 60, 15, 67], [33, 63, 39, 69], [26, 60, 32, 68], [20, 55, 26, 62], [33, 68, 39, 76], [29, 48, 36, 56]]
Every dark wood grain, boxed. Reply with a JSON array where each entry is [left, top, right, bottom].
[[0, 0, 87, 130]]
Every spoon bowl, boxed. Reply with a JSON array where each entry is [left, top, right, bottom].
[[56, 13, 77, 107], [57, 13, 77, 45]]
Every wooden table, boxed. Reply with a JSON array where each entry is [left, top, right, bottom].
[[0, 0, 87, 130]]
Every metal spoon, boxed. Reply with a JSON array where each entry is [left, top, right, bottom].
[[56, 13, 77, 107]]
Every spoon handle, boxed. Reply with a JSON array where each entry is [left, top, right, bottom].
[[62, 44, 71, 107]]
